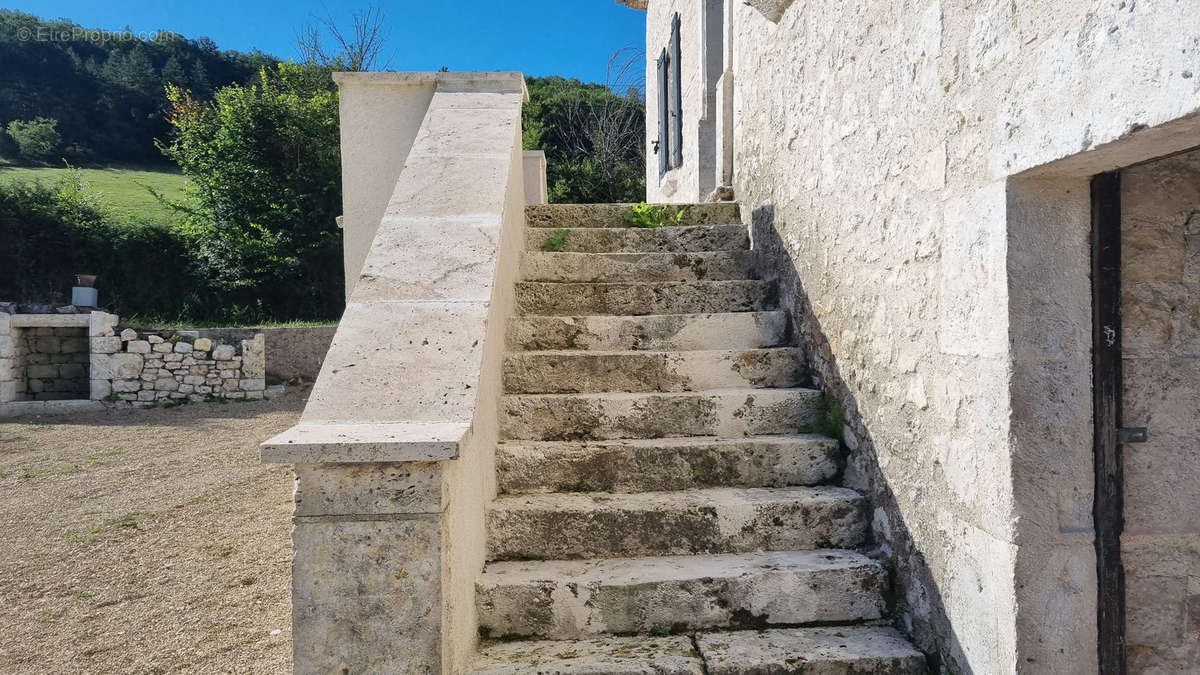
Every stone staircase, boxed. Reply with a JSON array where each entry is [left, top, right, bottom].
[[470, 204, 925, 674]]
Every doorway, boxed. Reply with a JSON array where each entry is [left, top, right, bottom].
[[1092, 147, 1200, 673]]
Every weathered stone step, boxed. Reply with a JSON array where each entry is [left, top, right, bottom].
[[526, 225, 748, 253], [496, 435, 840, 494], [502, 348, 804, 394], [507, 311, 790, 352], [521, 250, 755, 282], [486, 486, 867, 561], [472, 635, 704, 674], [477, 550, 886, 639], [527, 202, 739, 229], [515, 280, 774, 316], [500, 388, 823, 441], [697, 627, 927, 674]]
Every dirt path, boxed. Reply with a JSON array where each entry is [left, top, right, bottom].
[[0, 388, 306, 674]]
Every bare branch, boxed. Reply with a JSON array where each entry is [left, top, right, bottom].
[[297, 6, 391, 72]]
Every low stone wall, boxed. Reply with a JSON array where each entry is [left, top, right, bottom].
[[91, 326, 266, 405], [263, 326, 337, 381], [123, 325, 336, 383]]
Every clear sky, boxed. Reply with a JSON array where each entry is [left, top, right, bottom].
[[9, 0, 647, 84]]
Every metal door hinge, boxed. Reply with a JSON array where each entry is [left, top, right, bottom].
[[1118, 427, 1148, 444]]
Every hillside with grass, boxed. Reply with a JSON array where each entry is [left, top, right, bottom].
[[0, 163, 186, 223]]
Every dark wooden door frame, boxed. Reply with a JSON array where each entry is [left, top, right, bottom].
[[1091, 171, 1126, 674]]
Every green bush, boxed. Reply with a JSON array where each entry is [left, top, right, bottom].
[[0, 171, 199, 316], [523, 76, 645, 203], [158, 62, 343, 323], [5, 117, 61, 160]]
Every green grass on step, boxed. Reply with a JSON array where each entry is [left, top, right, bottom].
[[0, 163, 188, 224]]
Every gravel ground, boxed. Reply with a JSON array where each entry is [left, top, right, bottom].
[[0, 388, 306, 674]]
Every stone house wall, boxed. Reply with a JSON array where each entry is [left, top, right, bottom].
[[643, 0, 1200, 672], [644, 0, 722, 202]]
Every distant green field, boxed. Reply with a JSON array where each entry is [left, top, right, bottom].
[[0, 163, 189, 224]]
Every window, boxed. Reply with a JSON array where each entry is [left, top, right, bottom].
[[657, 13, 683, 178]]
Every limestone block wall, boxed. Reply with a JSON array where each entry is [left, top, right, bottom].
[[12, 326, 89, 400], [639, 0, 1200, 672], [1119, 148, 1200, 672]]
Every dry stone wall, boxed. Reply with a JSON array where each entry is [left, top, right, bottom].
[[1, 311, 269, 410], [90, 325, 266, 405]]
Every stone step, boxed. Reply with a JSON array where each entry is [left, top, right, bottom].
[[472, 635, 705, 675], [521, 250, 755, 283], [527, 225, 748, 253], [496, 435, 840, 494], [486, 486, 867, 561], [515, 281, 775, 317], [527, 202, 740, 229], [471, 627, 925, 675], [507, 311, 791, 352], [502, 348, 805, 394], [500, 388, 823, 441], [477, 550, 886, 639], [696, 627, 927, 674]]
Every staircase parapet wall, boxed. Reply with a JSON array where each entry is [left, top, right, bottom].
[[262, 71, 528, 675]]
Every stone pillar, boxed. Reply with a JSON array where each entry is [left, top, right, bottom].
[[522, 150, 547, 205], [291, 461, 445, 674], [0, 310, 14, 403], [87, 311, 120, 401]]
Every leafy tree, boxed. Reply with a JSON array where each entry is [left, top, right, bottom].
[[524, 73, 645, 203], [5, 117, 61, 160], [158, 62, 343, 322]]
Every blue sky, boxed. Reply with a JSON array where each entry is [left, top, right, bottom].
[[10, 1, 647, 83]]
